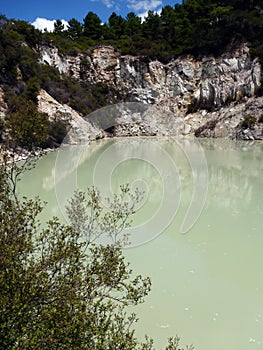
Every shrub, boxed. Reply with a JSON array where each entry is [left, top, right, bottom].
[[241, 115, 257, 129]]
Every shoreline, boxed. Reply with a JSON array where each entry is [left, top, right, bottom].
[[1, 133, 262, 165]]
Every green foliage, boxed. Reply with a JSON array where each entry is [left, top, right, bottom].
[[0, 19, 44, 85], [46, 117, 70, 147], [83, 12, 103, 40], [4, 97, 49, 150], [38, 64, 118, 116], [241, 115, 257, 128], [39, 0, 261, 63], [54, 19, 65, 34], [124, 12, 142, 37], [1, 1, 263, 65], [0, 159, 192, 350], [187, 97, 199, 114], [11, 20, 42, 47], [106, 12, 126, 40], [2, 84, 71, 150], [165, 336, 194, 350], [67, 18, 83, 40]]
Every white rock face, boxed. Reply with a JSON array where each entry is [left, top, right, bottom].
[[39, 43, 261, 113], [40, 46, 69, 74], [193, 95, 263, 140], [37, 44, 263, 140], [38, 90, 103, 144]]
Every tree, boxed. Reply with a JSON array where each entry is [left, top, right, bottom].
[[53, 19, 65, 34], [107, 12, 125, 40], [4, 98, 49, 151], [124, 12, 142, 37], [0, 155, 193, 350], [66, 18, 83, 40], [160, 6, 177, 43], [143, 11, 162, 40], [83, 12, 103, 40], [13, 20, 42, 48]]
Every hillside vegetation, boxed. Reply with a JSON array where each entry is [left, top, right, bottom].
[[47, 0, 263, 62], [0, 0, 262, 148]]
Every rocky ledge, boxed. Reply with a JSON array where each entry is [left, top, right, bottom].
[[84, 95, 263, 141], [36, 88, 263, 143]]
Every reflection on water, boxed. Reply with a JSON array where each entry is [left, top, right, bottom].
[[19, 138, 263, 350]]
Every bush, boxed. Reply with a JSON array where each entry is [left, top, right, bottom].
[[241, 115, 257, 129], [0, 159, 193, 350]]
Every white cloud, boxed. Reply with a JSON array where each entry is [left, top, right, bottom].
[[127, 0, 162, 12], [31, 17, 68, 32], [102, 0, 115, 8], [90, 0, 115, 8]]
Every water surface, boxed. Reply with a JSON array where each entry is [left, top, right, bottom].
[[19, 138, 263, 349]]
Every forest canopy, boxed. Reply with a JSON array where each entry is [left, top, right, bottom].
[[1, 0, 263, 61], [46, 0, 263, 61]]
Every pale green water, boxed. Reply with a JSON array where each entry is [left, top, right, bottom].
[[19, 138, 263, 350]]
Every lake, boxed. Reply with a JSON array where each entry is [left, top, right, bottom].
[[19, 137, 263, 350]]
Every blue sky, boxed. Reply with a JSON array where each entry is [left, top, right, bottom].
[[0, 0, 181, 31]]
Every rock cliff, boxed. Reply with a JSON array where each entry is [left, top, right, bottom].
[[40, 44, 261, 109], [38, 90, 103, 144], [37, 44, 263, 141]]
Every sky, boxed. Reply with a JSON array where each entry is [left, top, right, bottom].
[[0, 0, 181, 31]]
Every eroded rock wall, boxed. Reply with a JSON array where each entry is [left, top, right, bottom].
[[37, 44, 263, 141], [40, 44, 261, 112]]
